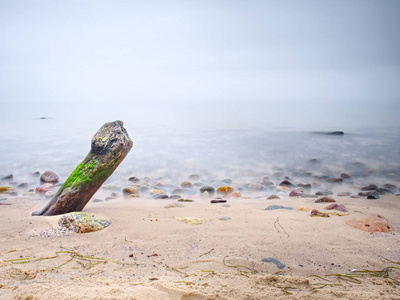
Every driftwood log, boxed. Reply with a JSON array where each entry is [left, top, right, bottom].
[[32, 120, 133, 216]]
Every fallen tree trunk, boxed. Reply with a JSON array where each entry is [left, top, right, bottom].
[[32, 120, 133, 216]]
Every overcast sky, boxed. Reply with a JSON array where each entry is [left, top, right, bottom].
[[1, 0, 399, 129]]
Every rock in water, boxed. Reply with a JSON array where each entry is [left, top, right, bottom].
[[32, 121, 133, 216], [59, 212, 111, 233]]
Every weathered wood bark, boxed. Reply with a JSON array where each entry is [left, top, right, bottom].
[[32, 120, 133, 216]]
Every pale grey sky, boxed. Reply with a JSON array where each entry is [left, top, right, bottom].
[[1, 0, 399, 129]]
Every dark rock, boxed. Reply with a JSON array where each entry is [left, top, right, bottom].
[[279, 180, 294, 187], [200, 186, 215, 195], [315, 196, 336, 203], [169, 194, 182, 199], [267, 194, 280, 200], [211, 199, 227, 203], [17, 183, 29, 188], [221, 179, 232, 184], [32, 120, 133, 216], [40, 171, 59, 183], [265, 205, 292, 211], [261, 258, 285, 269], [358, 191, 369, 196], [33, 171, 40, 177], [361, 184, 378, 191], [128, 176, 140, 183], [367, 192, 380, 199], [327, 131, 344, 135], [376, 188, 394, 195], [1, 174, 13, 180], [383, 183, 397, 192]]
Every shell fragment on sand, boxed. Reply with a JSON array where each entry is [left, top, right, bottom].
[[59, 212, 112, 233]]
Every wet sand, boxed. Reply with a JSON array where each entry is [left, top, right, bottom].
[[0, 194, 399, 299]]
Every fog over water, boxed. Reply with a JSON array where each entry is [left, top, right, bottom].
[[1, 0, 400, 186]]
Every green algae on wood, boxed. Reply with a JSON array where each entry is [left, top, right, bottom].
[[32, 120, 133, 216]]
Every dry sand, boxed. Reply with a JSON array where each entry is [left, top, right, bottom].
[[0, 194, 399, 299]]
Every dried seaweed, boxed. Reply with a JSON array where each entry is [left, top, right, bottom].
[[199, 248, 214, 257], [273, 217, 290, 237]]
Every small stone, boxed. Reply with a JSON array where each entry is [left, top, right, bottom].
[[315, 191, 333, 196], [324, 203, 347, 212], [267, 194, 280, 200], [340, 173, 351, 179], [326, 178, 343, 184], [248, 183, 264, 191], [216, 186, 234, 196], [23, 191, 35, 196], [279, 180, 294, 187], [289, 189, 304, 197], [169, 194, 182, 199], [153, 194, 169, 199], [181, 181, 193, 189], [40, 171, 59, 183], [0, 186, 17, 194], [221, 179, 232, 184], [361, 184, 378, 191], [367, 192, 380, 199], [261, 257, 285, 269], [265, 205, 292, 211], [35, 183, 54, 193], [58, 212, 111, 233], [140, 186, 150, 194], [128, 194, 140, 198], [276, 185, 290, 192], [123, 186, 140, 198], [33, 171, 40, 177], [17, 183, 29, 188], [297, 183, 311, 192], [128, 176, 140, 183], [149, 189, 164, 195], [200, 186, 215, 196], [382, 184, 397, 192], [91, 198, 104, 203], [172, 188, 184, 195], [376, 188, 394, 195], [1, 174, 13, 180], [219, 216, 231, 221], [211, 199, 227, 203], [310, 209, 330, 217], [315, 196, 336, 203], [178, 198, 194, 202], [358, 191, 369, 197], [301, 194, 318, 198]]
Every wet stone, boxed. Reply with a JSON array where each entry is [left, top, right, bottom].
[[188, 174, 200, 181], [310, 209, 330, 217], [169, 194, 182, 199], [358, 191, 369, 197], [180, 181, 193, 189], [211, 199, 227, 203], [340, 173, 351, 179], [337, 192, 351, 197], [216, 186, 234, 196], [17, 183, 29, 188], [200, 186, 215, 196], [301, 194, 318, 198], [326, 178, 343, 184], [383, 184, 397, 192], [297, 184, 311, 192], [267, 194, 280, 200], [324, 203, 347, 212], [289, 189, 304, 197], [315, 191, 333, 196], [128, 176, 140, 183], [1, 174, 13, 180], [154, 194, 169, 199], [376, 188, 393, 195], [279, 180, 294, 187]]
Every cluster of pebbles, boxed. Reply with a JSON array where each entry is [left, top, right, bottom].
[[0, 169, 399, 204]]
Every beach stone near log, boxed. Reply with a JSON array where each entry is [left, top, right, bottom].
[[40, 171, 59, 183], [346, 214, 392, 233], [59, 212, 111, 233], [32, 121, 133, 216]]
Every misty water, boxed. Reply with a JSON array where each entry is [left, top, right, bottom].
[[1, 102, 399, 198]]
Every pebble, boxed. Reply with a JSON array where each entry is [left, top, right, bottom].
[[376, 188, 393, 195], [153, 194, 169, 199], [45, 191, 55, 198], [315, 196, 336, 203], [102, 184, 120, 191], [216, 186, 234, 196], [315, 191, 333, 196], [200, 186, 215, 196], [276, 185, 290, 192], [289, 189, 304, 197], [128, 176, 140, 183], [265, 205, 292, 211], [358, 191, 369, 196], [267, 194, 280, 200], [383, 184, 397, 192], [17, 183, 28, 188], [261, 258, 285, 269], [180, 181, 193, 189], [361, 184, 378, 191], [35, 183, 54, 193], [324, 203, 347, 212], [1, 174, 13, 180], [279, 180, 294, 187], [123, 186, 140, 197], [229, 191, 241, 198], [297, 183, 311, 192], [340, 173, 351, 179], [40, 171, 59, 183], [248, 183, 264, 191], [310, 209, 330, 217], [188, 174, 200, 181], [169, 194, 182, 199], [337, 192, 351, 197], [211, 199, 227, 203], [0, 186, 17, 195], [367, 192, 380, 199], [33, 171, 40, 177], [326, 178, 343, 184], [301, 194, 318, 198], [219, 216, 231, 221]]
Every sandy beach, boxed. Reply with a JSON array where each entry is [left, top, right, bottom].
[[1, 192, 399, 299]]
